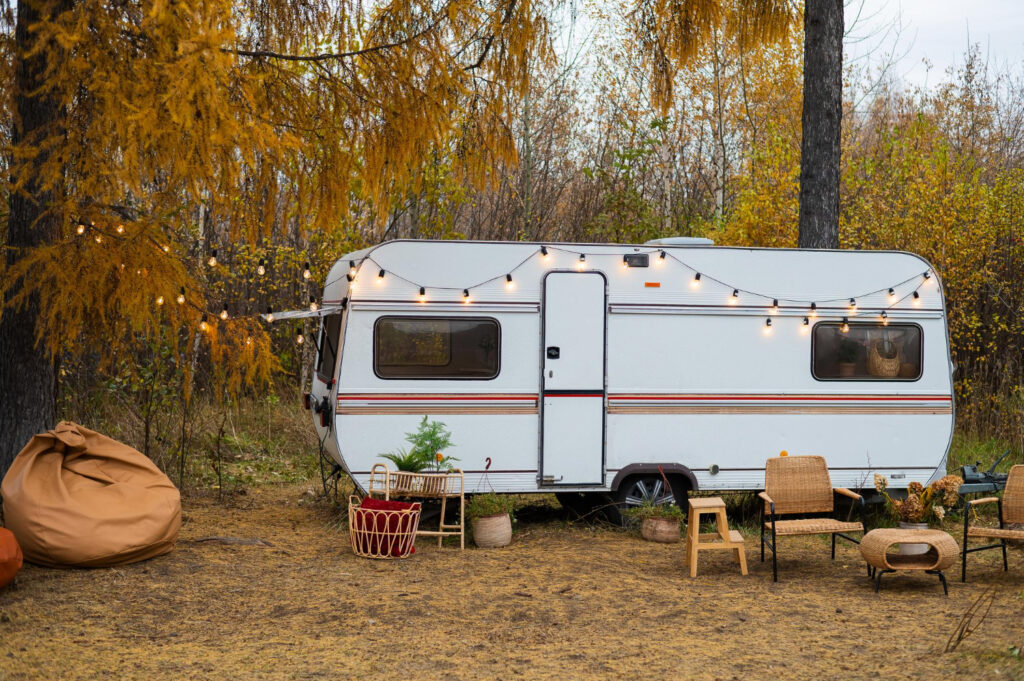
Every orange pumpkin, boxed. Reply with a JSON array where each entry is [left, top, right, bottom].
[[0, 527, 22, 588]]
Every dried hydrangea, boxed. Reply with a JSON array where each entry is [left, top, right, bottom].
[[908, 481, 925, 495], [899, 494, 925, 523], [931, 475, 963, 507], [934, 505, 946, 521], [874, 474, 888, 493]]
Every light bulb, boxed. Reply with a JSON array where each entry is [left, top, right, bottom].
[[76, 224, 86, 235], [156, 296, 164, 306], [115, 224, 124, 234], [303, 262, 312, 280], [657, 250, 666, 265], [176, 287, 186, 305], [309, 297, 318, 312], [207, 250, 217, 267], [729, 289, 739, 305], [540, 246, 549, 260], [257, 259, 265, 276], [849, 298, 857, 313], [376, 269, 385, 283], [200, 318, 209, 332], [349, 260, 357, 277], [771, 299, 779, 315], [220, 305, 229, 321], [576, 254, 587, 270], [841, 318, 850, 333], [245, 336, 253, 346], [418, 287, 426, 303], [809, 302, 817, 318], [162, 245, 170, 253], [691, 272, 702, 288], [505, 274, 514, 290], [296, 328, 304, 344], [94, 234, 102, 244], [880, 311, 889, 326], [763, 318, 773, 335], [265, 306, 274, 323], [888, 288, 896, 300], [912, 291, 921, 306], [801, 317, 810, 333], [463, 289, 471, 303]]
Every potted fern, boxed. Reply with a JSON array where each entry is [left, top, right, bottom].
[[625, 500, 684, 543], [466, 493, 515, 548], [380, 416, 459, 473]]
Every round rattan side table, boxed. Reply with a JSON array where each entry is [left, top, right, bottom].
[[860, 528, 959, 595]]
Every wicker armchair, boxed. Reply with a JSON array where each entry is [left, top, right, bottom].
[[759, 455, 867, 582], [962, 464, 1024, 582]]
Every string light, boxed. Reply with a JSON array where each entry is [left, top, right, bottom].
[[841, 318, 850, 333], [76, 224, 86, 235], [658, 250, 666, 265], [418, 287, 427, 303], [220, 304, 229, 321], [880, 311, 889, 325], [199, 316, 210, 333], [463, 289, 471, 303], [912, 290, 921, 306], [888, 288, 896, 300], [156, 295, 164, 306], [245, 336, 253, 346], [802, 317, 810, 332], [176, 287, 186, 305], [162, 245, 170, 253], [115, 224, 124, 234], [309, 296, 318, 312], [295, 327, 304, 344], [265, 306, 274, 323], [94, 234, 103, 244], [207, 250, 217, 267], [576, 254, 587, 270], [540, 246, 549, 260], [505, 274, 514, 290], [809, 302, 817, 317], [923, 271, 931, 282], [764, 318, 773, 335], [730, 289, 739, 305], [349, 260, 357, 277], [848, 298, 857, 314], [377, 269, 386, 282], [257, 259, 266, 276], [691, 272, 702, 288], [303, 262, 312, 280], [771, 299, 779, 314]]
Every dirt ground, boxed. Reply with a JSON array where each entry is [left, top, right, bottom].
[[1, 483, 1023, 681]]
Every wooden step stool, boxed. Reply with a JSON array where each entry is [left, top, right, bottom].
[[684, 497, 748, 577]]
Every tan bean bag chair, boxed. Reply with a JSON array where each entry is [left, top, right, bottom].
[[0, 422, 180, 567]]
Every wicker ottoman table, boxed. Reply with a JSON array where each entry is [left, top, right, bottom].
[[860, 528, 959, 595]]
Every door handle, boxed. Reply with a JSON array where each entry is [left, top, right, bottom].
[[546, 346, 560, 359]]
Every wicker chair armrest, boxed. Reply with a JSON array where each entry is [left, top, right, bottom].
[[834, 487, 862, 500], [968, 497, 1000, 506], [757, 491, 774, 505]]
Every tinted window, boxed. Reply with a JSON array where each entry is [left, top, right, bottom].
[[812, 323, 922, 380], [374, 317, 500, 379], [316, 314, 343, 378]]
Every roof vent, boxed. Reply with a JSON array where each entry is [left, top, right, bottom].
[[644, 237, 715, 247]]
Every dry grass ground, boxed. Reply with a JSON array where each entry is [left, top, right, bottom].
[[1, 483, 1023, 681]]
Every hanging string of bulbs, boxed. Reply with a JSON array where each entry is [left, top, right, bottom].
[[334, 244, 937, 336], [74, 219, 938, 345]]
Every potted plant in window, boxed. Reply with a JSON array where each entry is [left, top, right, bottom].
[[625, 500, 684, 543], [874, 474, 963, 554], [466, 493, 515, 548], [837, 338, 860, 377]]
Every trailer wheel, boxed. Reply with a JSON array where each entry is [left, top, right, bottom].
[[607, 475, 688, 526]]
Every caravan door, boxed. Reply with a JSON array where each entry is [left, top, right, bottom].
[[540, 271, 606, 486]]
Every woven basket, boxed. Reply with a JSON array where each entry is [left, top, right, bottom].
[[867, 340, 900, 377], [641, 517, 681, 543], [471, 513, 512, 548], [348, 496, 422, 559]]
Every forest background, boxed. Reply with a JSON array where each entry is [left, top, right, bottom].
[[0, 0, 1021, 487]]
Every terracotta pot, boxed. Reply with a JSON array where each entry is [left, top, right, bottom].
[[897, 521, 930, 555], [838, 362, 857, 378], [641, 517, 681, 543], [471, 513, 512, 548]]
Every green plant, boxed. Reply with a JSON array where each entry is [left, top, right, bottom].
[[466, 492, 516, 519], [379, 416, 459, 472], [623, 500, 685, 523], [874, 474, 963, 525], [837, 339, 860, 364]]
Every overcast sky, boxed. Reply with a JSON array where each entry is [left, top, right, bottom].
[[848, 0, 1024, 87]]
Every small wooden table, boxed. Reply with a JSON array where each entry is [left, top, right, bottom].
[[684, 497, 747, 577], [860, 528, 959, 595]]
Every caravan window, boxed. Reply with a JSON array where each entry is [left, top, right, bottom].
[[316, 313, 343, 379], [812, 323, 922, 381], [374, 317, 500, 379]]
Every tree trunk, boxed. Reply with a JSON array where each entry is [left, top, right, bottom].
[[0, 0, 72, 475], [797, 0, 843, 249]]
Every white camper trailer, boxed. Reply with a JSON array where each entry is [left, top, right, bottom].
[[300, 239, 954, 514]]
